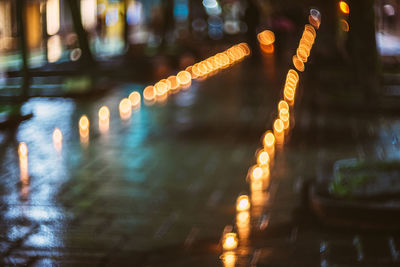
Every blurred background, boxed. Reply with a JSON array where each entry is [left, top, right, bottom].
[[1, 1, 400, 266]]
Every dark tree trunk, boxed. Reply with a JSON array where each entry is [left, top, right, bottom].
[[16, 0, 30, 101], [66, 0, 95, 67], [349, 0, 380, 102]]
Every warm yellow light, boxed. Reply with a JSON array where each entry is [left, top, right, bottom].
[[293, 55, 305, 72], [279, 109, 290, 130], [257, 30, 275, 45], [98, 106, 110, 121], [296, 47, 308, 62], [46, 0, 60, 36], [222, 233, 238, 250], [238, 43, 251, 56], [236, 195, 250, 212], [278, 100, 290, 112], [154, 81, 168, 96], [260, 43, 274, 54], [129, 91, 141, 108], [143, 86, 155, 102], [305, 24, 317, 39], [257, 150, 270, 166], [339, 1, 349, 14], [192, 64, 202, 78], [18, 142, 28, 158], [221, 251, 236, 267], [167, 76, 179, 91], [177, 70, 192, 86], [288, 69, 299, 81], [79, 115, 89, 131], [340, 19, 349, 32], [302, 30, 315, 45], [252, 166, 263, 180], [263, 131, 275, 148], [47, 35, 62, 63], [274, 119, 284, 133], [53, 128, 63, 147], [119, 98, 132, 119]]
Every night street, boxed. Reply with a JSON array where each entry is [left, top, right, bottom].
[[1, 0, 400, 266]]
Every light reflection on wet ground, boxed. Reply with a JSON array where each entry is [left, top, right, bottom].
[[0, 60, 280, 265]]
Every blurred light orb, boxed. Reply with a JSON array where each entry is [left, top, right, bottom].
[[340, 19, 349, 32], [155, 81, 168, 96], [309, 9, 321, 29], [167, 76, 179, 90], [70, 48, 82, 61], [143, 85, 155, 101], [339, 1, 349, 14], [98, 106, 110, 121], [278, 100, 290, 112], [79, 115, 89, 131], [177, 70, 192, 86], [305, 24, 317, 39], [53, 128, 63, 144], [18, 142, 28, 158], [236, 195, 250, 212], [257, 30, 275, 45], [222, 233, 238, 250], [257, 150, 270, 165], [263, 131, 275, 147], [384, 4, 395, 16], [293, 55, 305, 72], [252, 166, 264, 180], [274, 119, 284, 133], [129, 91, 141, 107], [119, 98, 132, 114]]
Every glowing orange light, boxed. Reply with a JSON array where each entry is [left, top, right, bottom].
[[309, 15, 320, 29], [18, 142, 28, 158], [263, 131, 275, 148], [257, 30, 275, 45], [238, 43, 251, 56], [339, 1, 349, 14], [143, 86, 155, 102], [236, 210, 250, 242], [340, 19, 349, 32], [119, 98, 132, 120], [53, 128, 63, 151], [305, 24, 317, 39], [274, 119, 285, 145], [279, 109, 290, 130], [260, 43, 274, 54], [167, 76, 179, 91], [302, 30, 315, 45], [98, 106, 110, 134], [236, 195, 250, 212], [192, 64, 202, 78], [221, 251, 236, 267], [288, 69, 299, 81], [297, 47, 308, 63], [79, 115, 89, 146], [278, 100, 290, 112], [257, 150, 270, 166], [129, 91, 141, 109], [154, 81, 168, 96], [18, 142, 29, 185], [274, 119, 284, 133], [177, 70, 192, 86], [222, 233, 238, 250], [79, 115, 89, 131], [293, 55, 305, 72], [98, 106, 109, 121]]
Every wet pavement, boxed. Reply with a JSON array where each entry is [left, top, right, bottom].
[[1, 40, 400, 266], [0, 51, 285, 266]]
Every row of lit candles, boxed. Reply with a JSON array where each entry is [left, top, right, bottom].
[[16, 43, 251, 195], [221, 12, 321, 265]]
